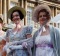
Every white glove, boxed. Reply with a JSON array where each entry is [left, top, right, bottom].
[[22, 42, 28, 48], [6, 48, 11, 54], [3, 43, 11, 54], [9, 45, 23, 50], [3, 43, 9, 51]]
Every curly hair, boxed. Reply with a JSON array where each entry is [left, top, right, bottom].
[[38, 9, 50, 20], [11, 10, 24, 21], [32, 4, 51, 23]]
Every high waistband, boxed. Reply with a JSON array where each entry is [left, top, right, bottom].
[[36, 43, 53, 48]]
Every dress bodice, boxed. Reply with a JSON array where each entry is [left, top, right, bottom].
[[5, 26, 33, 56], [35, 34, 54, 56], [6, 26, 33, 42], [35, 34, 52, 46]]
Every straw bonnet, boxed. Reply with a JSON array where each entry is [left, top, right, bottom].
[[7, 6, 26, 20], [32, 4, 51, 23]]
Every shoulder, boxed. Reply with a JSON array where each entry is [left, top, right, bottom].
[[6, 29, 12, 35], [2, 32, 6, 41], [3, 31, 6, 36], [49, 25, 59, 32], [51, 26, 60, 37], [24, 25, 33, 29], [6, 29, 12, 32], [53, 27, 59, 33], [33, 29, 39, 38], [54, 27, 60, 35], [34, 30, 38, 35], [23, 26, 33, 34]]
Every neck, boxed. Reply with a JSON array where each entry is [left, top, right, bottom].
[[45, 25, 49, 28], [0, 30, 2, 31], [0, 28, 2, 31], [40, 22, 49, 27], [15, 22, 22, 29], [0, 30, 4, 34]]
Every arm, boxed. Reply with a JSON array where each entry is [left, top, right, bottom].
[[8, 38, 32, 45]]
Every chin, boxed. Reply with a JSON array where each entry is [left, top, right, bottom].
[[15, 21, 19, 24], [40, 21, 46, 25], [41, 22, 43, 24]]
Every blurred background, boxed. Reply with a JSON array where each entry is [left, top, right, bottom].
[[0, 0, 60, 32]]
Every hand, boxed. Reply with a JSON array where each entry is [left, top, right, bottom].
[[9, 45, 14, 50], [3, 45, 11, 54], [6, 48, 11, 54], [22, 42, 27, 48], [3, 43, 9, 51], [26, 34, 32, 38]]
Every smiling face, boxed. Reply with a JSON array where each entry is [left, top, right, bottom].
[[38, 12, 47, 25], [11, 11, 21, 24], [38, 9, 50, 26], [11, 10, 24, 25]]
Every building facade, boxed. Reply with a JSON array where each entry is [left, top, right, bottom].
[[0, 0, 60, 29]]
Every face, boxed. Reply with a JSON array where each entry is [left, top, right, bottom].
[[38, 12, 48, 26], [12, 11, 21, 24], [0, 23, 3, 30]]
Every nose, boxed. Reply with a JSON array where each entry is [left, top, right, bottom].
[[14, 16, 17, 18], [13, 16, 18, 20]]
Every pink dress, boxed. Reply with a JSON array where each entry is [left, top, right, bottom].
[[0, 32, 6, 56]]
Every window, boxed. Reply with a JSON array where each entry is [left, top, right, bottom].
[[27, 7, 40, 30], [27, 7, 34, 27]]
